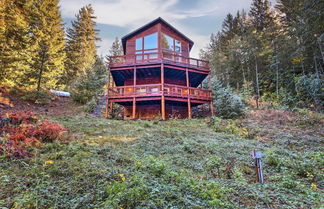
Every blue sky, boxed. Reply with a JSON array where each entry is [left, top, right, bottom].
[[60, 0, 276, 58]]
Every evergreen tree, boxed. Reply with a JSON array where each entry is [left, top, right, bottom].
[[249, 0, 273, 32], [65, 4, 101, 85], [0, 0, 65, 90], [0, 0, 33, 86], [108, 37, 123, 57], [106, 37, 123, 91], [71, 56, 107, 104], [27, 0, 66, 91]]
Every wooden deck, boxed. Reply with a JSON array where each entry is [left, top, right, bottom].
[[108, 84, 212, 101], [108, 51, 210, 72]]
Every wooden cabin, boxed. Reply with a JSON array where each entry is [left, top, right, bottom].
[[106, 17, 214, 120]]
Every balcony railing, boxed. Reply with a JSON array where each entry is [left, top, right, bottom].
[[108, 84, 212, 100], [109, 50, 209, 71]]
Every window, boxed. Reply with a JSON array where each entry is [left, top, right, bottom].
[[161, 33, 174, 50], [144, 33, 157, 50], [135, 33, 158, 60], [136, 38, 142, 50], [161, 33, 181, 53], [175, 40, 181, 52]]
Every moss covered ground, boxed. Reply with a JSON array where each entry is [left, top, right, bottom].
[[0, 109, 323, 208]]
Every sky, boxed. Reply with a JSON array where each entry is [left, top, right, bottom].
[[59, 0, 276, 58]]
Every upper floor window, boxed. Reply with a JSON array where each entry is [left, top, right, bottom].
[[136, 32, 158, 51], [144, 33, 157, 49], [136, 38, 142, 50], [161, 33, 181, 53]]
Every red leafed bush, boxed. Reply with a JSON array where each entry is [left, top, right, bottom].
[[0, 111, 68, 158], [5, 111, 38, 125], [33, 120, 67, 142]]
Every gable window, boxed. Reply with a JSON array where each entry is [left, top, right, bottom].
[[144, 33, 157, 49], [136, 38, 142, 50], [135, 32, 158, 60], [175, 40, 181, 52], [161, 33, 181, 53]]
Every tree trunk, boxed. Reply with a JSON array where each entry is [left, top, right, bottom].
[[301, 61, 305, 75], [37, 51, 46, 92], [255, 56, 261, 104], [314, 56, 319, 78], [276, 64, 279, 98]]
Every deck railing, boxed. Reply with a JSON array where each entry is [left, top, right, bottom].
[[108, 84, 212, 100], [109, 50, 209, 71]]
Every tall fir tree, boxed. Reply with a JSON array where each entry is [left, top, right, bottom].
[[27, 0, 66, 91], [0, 0, 33, 86], [0, 0, 65, 90], [106, 37, 123, 90], [249, 0, 274, 32], [65, 4, 101, 85]]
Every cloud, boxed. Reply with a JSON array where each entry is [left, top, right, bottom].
[[60, 0, 272, 57], [60, 0, 223, 28]]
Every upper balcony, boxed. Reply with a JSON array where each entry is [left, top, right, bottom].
[[108, 50, 210, 72]]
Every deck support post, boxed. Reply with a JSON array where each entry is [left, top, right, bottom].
[[208, 71, 214, 117], [188, 98, 191, 119], [110, 102, 113, 115], [105, 70, 111, 118], [162, 96, 165, 120], [161, 63, 166, 120], [105, 99, 109, 118], [132, 66, 137, 119], [186, 68, 191, 119], [132, 97, 136, 119]]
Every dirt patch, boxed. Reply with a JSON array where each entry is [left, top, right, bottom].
[[242, 109, 324, 141], [0, 87, 83, 117]]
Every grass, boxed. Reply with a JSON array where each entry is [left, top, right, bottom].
[[0, 110, 323, 208]]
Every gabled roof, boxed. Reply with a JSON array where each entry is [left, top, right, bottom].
[[121, 17, 194, 54]]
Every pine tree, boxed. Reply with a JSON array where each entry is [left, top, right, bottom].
[[106, 37, 123, 89], [108, 37, 123, 57], [0, 0, 33, 86], [249, 0, 273, 32], [71, 56, 107, 104], [65, 4, 101, 85], [26, 0, 66, 91]]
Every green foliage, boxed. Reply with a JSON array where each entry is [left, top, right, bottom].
[[0, 0, 65, 90], [1, 114, 322, 208], [209, 117, 250, 138], [10, 87, 53, 104], [211, 78, 247, 118], [295, 74, 324, 109], [204, 0, 323, 110], [0, 0, 33, 86], [64, 4, 101, 85], [71, 57, 107, 104]]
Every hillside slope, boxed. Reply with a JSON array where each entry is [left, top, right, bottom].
[[1, 109, 323, 208]]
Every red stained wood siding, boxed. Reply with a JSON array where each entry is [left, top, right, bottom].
[[126, 24, 159, 55], [160, 23, 190, 56]]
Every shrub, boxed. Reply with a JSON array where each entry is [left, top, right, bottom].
[[0, 111, 68, 158], [10, 87, 53, 104], [209, 117, 249, 138], [211, 78, 246, 119], [83, 97, 97, 113], [295, 74, 323, 109]]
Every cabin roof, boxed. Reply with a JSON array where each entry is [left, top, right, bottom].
[[121, 17, 194, 54]]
